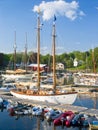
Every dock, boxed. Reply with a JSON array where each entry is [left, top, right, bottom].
[[0, 92, 98, 117]]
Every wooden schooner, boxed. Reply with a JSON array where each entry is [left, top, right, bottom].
[[10, 12, 77, 105]]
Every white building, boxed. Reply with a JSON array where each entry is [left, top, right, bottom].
[[73, 58, 78, 67]]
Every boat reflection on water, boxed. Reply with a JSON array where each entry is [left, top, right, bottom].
[[9, 113, 89, 130], [76, 94, 98, 109], [0, 107, 5, 112], [93, 96, 97, 109]]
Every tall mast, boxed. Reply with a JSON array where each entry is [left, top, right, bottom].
[[25, 32, 27, 72], [14, 31, 17, 70], [52, 18, 56, 91], [37, 11, 41, 90], [92, 48, 96, 73]]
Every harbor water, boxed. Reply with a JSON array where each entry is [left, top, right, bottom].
[[0, 95, 98, 130]]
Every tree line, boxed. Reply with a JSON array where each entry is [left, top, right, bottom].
[[0, 47, 98, 72]]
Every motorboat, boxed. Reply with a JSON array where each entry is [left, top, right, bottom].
[[0, 83, 16, 92], [89, 120, 98, 130], [45, 109, 63, 121], [53, 111, 74, 126], [71, 113, 89, 127], [65, 112, 75, 127]]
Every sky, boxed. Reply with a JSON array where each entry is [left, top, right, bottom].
[[0, 0, 98, 54]]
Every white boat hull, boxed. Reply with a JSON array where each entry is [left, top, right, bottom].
[[10, 91, 77, 105]]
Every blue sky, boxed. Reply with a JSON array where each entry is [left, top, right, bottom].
[[0, 0, 98, 54]]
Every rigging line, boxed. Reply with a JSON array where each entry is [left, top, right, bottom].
[[48, 40, 53, 72], [55, 27, 65, 54]]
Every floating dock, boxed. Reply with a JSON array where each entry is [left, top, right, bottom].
[[0, 92, 98, 117]]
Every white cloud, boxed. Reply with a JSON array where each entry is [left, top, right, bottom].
[[96, 7, 98, 10], [33, 0, 85, 21]]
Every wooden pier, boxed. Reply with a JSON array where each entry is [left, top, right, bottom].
[[0, 92, 98, 117]]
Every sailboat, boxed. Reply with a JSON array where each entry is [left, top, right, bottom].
[[2, 32, 29, 80], [10, 12, 77, 105]]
